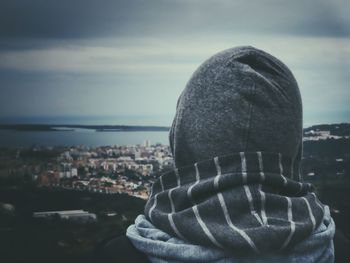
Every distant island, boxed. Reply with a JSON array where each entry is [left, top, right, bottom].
[[0, 124, 170, 132]]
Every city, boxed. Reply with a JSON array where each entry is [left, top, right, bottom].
[[0, 123, 349, 262], [0, 140, 174, 200]]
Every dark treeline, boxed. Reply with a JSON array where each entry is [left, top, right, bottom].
[[304, 139, 350, 158]]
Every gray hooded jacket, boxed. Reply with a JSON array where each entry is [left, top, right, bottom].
[[127, 46, 334, 261]]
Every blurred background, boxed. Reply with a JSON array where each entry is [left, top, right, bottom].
[[0, 1, 349, 262]]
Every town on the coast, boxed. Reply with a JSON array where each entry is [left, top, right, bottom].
[[1, 123, 350, 203], [0, 123, 349, 261], [1, 140, 174, 200]]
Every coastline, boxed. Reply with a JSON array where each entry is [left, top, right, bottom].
[[0, 124, 170, 132]]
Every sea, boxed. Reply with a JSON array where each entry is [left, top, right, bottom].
[[0, 115, 337, 148], [0, 115, 173, 147], [0, 130, 169, 147]]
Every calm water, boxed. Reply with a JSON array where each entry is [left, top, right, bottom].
[[0, 130, 169, 147]]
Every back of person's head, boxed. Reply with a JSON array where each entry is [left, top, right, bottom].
[[129, 47, 334, 261], [170, 46, 302, 176]]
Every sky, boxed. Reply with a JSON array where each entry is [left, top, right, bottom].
[[0, 0, 349, 127]]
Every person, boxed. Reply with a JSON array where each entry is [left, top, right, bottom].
[[96, 46, 337, 262]]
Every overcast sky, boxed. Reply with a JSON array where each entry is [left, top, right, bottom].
[[0, 0, 349, 126]]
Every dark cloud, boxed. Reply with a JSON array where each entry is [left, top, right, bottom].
[[0, 0, 349, 48], [0, 0, 127, 39], [0, 0, 349, 124]]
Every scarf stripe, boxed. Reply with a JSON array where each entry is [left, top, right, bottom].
[[168, 213, 185, 240], [257, 152, 268, 225], [239, 153, 263, 225], [281, 197, 296, 249], [279, 153, 288, 186], [192, 205, 224, 248], [187, 160, 223, 248], [214, 156, 259, 252], [159, 176, 164, 192], [148, 194, 158, 222], [311, 192, 325, 213], [302, 197, 316, 232]]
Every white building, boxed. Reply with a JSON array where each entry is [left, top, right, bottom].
[[143, 140, 151, 147], [71, 168, 78, 177]]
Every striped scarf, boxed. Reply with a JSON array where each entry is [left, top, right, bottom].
[[144, 151, 325, 254]]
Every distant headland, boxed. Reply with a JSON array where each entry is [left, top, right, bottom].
[[0, 124, 170, 132]]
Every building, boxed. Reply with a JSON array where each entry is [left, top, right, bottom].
[[33, 210, 97, 223], [143, 140, 151, 147]]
